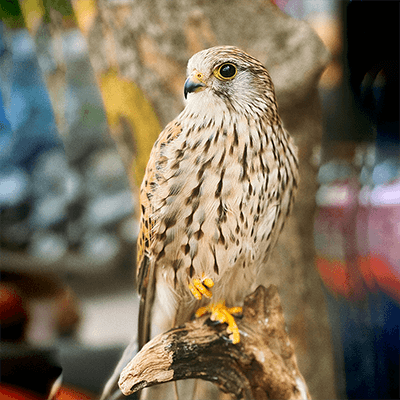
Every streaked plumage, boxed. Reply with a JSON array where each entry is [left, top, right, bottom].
[[137, 46, 299, 348]]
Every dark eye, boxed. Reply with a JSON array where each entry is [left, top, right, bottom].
[[214, 63, 237, 80], [220, 63, 236, 78]]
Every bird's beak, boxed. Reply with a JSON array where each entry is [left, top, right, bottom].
[[184, 70, 206, 99]]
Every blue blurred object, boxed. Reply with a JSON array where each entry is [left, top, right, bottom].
[[0, 27, 64, 252], [0, 23, 135, 271], [1, 29, 63, 171], [0, 92, 13, 165], [0, 27, 63, 198], [0, 90, 29, 209]]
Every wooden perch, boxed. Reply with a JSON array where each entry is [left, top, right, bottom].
[[119, 285, 310, 400]]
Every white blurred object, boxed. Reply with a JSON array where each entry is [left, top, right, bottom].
[[63, 29, 88, 60], [370, 179, 400, 206], [27, 298, 59, 345], [0, 167, 30, 207], [85, 150, 128, 195], [29, 232, 68, 262], [316, 184, 352, 207], [65, 169, 82, 202], [372, 159, 400, 185], [317, 161, 355, 184], [86, 191, 134, 228], [118, 217, 139, 243], [81, 232, 121, 270], [33, 151, 70, 197], [31, 196, 68, 228], [78, 292, 138, 346]]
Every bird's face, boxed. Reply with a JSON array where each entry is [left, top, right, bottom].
[[184, 46, 276, 117]]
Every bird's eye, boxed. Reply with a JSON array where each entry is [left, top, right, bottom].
[[214, 63, 237, 80]]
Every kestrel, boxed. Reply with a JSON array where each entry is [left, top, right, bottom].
[[137, 46, 298, 348], [101, 45, 298, 400]]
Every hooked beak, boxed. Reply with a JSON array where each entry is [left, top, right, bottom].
[[184, 71, 206, 99]]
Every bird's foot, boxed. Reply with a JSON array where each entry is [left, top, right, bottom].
[[195, 301, 243, 344], [188, 277, 214, 300]]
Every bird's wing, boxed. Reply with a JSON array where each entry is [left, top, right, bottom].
[[136, 119, 183, 349], [137, 160, 157, 350], [99, 161, 160, 400], [99, 337, 138, 400]]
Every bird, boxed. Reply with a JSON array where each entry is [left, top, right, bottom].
[[101, 45, 299, 400]]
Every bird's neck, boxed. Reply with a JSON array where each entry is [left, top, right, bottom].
[[182, 91, 280, 128], [179, 97, 282, 146]]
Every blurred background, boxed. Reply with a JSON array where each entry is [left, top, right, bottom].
[[0, 0, 398, 399]]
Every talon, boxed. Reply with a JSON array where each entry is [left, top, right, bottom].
[[203, 277, 214, 289], [194, 278, 213, 298], [230, 328, 240, 344], [189, 277, 214, 300], [222, 310, 240, 344], [189, 283, 202, 300], [228, 306, 242, 315], [210, 302, 226, 322], [195, 305, 210, 318], [195, 301, 241, 344]]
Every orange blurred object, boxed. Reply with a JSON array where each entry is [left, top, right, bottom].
[[316, 256, 366, 300], [0, 283, 28, 341], [309, 15, 343, 89], [0, 384, 94, 400], [0, 384, 43, 399], [369, 255, 400, 305], [53, 386, 93, 400], [0, 284, 27, 324]]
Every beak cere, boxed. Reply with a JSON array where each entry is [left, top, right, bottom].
[[184, 74, 206, 99]]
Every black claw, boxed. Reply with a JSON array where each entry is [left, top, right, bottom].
[[205, 318, 222, 327]]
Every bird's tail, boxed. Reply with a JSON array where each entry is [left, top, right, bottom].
[[99, 337, 138, 400]]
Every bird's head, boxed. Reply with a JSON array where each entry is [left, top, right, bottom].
[[184, 46, 278, 118]]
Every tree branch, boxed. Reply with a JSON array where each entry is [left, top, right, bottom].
[[119, 285, 311, 400]]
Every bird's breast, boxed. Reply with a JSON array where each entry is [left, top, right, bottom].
[[150, 115, 297, 310]]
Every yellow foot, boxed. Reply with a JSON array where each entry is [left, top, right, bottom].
[[188, 277, 214, 300], [195, 301, 243, 344]]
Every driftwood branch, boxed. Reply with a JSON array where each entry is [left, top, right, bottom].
[[119, 285, 310, 400]]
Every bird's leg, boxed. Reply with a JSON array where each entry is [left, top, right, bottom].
[[188, 277, 242, 343], [195, 301, 243, 344]]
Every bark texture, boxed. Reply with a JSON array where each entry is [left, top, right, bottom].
[[120, 285, 311, 400]]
